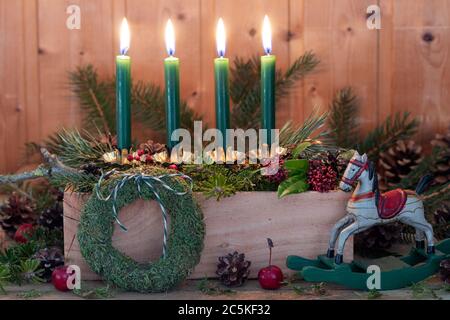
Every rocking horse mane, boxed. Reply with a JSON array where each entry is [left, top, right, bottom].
[[368, 161, 380, 207]]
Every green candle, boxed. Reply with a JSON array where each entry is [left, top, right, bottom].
[[164, 19, 180, 149], [261, 15, 276, 146], [215, 18, 230, 149], [116, 18, 131, 151]]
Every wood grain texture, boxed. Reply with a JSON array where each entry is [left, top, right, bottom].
[[2, 0, 450, 172], [380, 0, 450, 142], [64, 191, 353, 280]]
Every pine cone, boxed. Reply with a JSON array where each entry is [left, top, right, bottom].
[[355, 224, 402, 257], [216, 251, 251, 287], [307, 158, 338, 192], [329, 152, 350, 179], [378, 140, 423, 191], [434, 202, 450, 240], [430, 130, 450, 185], [38, 201, 63, 231], [139, 140, 166, 155], [33, 247, 64, 282], [440, 259, 450, 284], [80, 162, 101, 176], [0, 193, 37, 238]]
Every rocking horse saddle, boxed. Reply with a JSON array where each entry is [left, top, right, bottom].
[[377, 189, 408, 219]]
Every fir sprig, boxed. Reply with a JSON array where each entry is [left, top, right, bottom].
[[327, 87, 359, 149], [359, 112, 419, 161], [132, 82, 203, 134], [230, 52, 319, 129], [49, 129, 113, 168], [69, 65, 116, 134], [279, 109, 334, 156], [70, 65, 203, 136]]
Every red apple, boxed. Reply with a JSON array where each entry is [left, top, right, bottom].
[[258, 265, 284, 290], [258, 238, 284, 290], [168, 164, 178, 170], [14, 224, 34, 243], [52, 266, 74, 292]]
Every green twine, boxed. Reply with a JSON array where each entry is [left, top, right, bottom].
[[77, 167, 205, 293]]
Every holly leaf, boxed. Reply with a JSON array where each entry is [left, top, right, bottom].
[[284, 159, 309, 175], [277, 176, 309, 198]]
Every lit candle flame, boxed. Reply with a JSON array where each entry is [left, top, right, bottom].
[[165, 19, 176, 56], [262, 15, 272, 55], [216, 18, 226, 57], [120, 18, 130, 55]]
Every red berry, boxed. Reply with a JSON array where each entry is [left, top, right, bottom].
[[258, 265, 284, 290], [127, 154, 134, 162], [14, 224, 34, 243], [134, 155, 141, 161], [168, 164, 178, 170], [137, 149, 145, 156], [52, 266, 74, 292], [145, 155, 153, 163]]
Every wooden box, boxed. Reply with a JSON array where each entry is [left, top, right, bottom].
[[64, 191, 353, 280]]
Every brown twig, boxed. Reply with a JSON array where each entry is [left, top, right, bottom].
[[0, 148, 80, 185], [88, 88, 111, 135]]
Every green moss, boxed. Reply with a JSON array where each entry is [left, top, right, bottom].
[[77, 167, 205, 293]]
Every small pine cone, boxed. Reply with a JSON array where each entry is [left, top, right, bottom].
[[378, 140, 423, 192], [336, 155, 350, 179], [97, 133, 117, 147], [33, 247, 64, 282], [430, 129, 450, 185], [440, 259, 450, 284], [38, 201, 63, 231], [139, 140, 167, 155], [355, 224, 402, 256], [433, 202, 450, 240], [0, 193, 37, 238], [80, 162, 101, 176], [307, 159, 338, 193], [216, 251, 251, 287]]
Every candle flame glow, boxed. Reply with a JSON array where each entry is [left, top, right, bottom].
[[120, 18, 130, 55], [216, 18, 226, 57], [165, 19, 176, 56], [262, 15, 272, 55]]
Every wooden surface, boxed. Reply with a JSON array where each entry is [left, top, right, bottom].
[[64, 191, 353, 281], [1, 277, 449, 300], [2, 0, 450, 173]]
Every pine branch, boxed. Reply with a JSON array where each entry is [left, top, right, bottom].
[[49, 129, 113, 168], [275, 51, 320, 99], [230, 52, 319, 129], [359, 112, 419, 162], [279, 109, 335, 157], [328, 87, 359, 149], [132, 81, 166, 131], [69, 65, 116, 134]]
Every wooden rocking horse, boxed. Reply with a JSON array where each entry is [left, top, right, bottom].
[[327, 151, 435, 264], [286, 151, 450, 290]]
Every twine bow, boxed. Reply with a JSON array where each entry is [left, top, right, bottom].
[[95, 170, 193, 258]]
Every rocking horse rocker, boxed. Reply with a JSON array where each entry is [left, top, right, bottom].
[[287, 151, 450, 290]]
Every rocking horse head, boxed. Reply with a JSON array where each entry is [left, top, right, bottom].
[[339, 151, 377, 193]]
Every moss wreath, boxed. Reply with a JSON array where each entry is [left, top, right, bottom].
[[77, 167, 205, 293]]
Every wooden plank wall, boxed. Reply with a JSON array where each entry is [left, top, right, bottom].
[[1, 0, 450, 173]]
